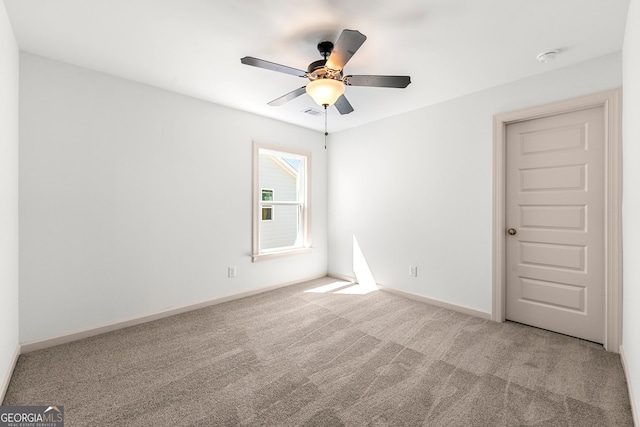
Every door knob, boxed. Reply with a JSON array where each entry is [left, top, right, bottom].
[[507, 228, 517, 236]]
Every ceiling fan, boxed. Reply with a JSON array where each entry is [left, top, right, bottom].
[[240, 29, 411, 115]]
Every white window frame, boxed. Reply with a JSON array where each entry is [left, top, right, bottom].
[[252, 141, 312, 262]]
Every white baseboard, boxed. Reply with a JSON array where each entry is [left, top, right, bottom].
[[327, 273, 357, 283], [326, 273, 491, 320], [1, 343, 20, 404], [377, 284, 492, 320], [21, 274, 326, 354], [620, 345, 639, 426]]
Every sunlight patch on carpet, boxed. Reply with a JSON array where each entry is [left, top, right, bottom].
[[334, 284, 378, 295], [304, 281, 354, 294]]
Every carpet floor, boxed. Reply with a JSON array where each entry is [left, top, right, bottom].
[[3, 277, 634, 426]]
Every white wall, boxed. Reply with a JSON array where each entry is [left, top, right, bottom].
[[19, 53, 327, 343], [623, 0, 640, 420], [0, 2, 20, 400], [328, 53, 622, 314]]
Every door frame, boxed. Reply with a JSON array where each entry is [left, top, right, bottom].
[[492, 89, 622, 352]]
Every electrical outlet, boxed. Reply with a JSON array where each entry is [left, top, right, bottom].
[[410, 265, 418, 277], [228, 266, 236, 278]]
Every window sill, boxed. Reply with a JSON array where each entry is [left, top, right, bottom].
[[251, 247, 312, 262]]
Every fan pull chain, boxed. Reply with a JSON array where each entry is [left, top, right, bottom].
[[324, 104, 328, 150]]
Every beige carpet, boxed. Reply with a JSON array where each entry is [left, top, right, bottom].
[[3, 277, 634, 426]]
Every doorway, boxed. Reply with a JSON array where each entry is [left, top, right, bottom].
[[492, 89, 622, 351]]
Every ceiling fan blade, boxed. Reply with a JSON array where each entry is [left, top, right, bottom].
[[267, 86, 307, 106], [240, 57, 307, 78], [345, 75, 411, 88], [325, 29, 367, 71], [334, 94, 354, 115]]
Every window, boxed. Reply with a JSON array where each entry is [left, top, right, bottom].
[[253, 142, 311, 261], [261, 189, 274, 221], [262, 205, 273, 221]]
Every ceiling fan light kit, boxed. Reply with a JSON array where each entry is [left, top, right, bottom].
[[240, 29, 411, 115], [305, 78, 345, 107]]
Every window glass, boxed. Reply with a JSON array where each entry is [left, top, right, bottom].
[[253, 143, 311, 261], [261, 206, 273, 221], [262, 189, 273, 201]]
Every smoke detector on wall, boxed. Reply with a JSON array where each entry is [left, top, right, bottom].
[[536, 50, 560, 63]]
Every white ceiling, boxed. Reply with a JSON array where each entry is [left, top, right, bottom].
[[3, 0, 630, 133]]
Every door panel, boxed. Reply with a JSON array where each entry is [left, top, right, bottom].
[[506, 107, 604, 343], [520, 164, 586, 191], [520, 205, 586, 230], [518, 277, 585, 311]]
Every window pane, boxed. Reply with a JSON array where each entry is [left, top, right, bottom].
[[261, 206, 273, 221], [259, 153, 300, 202], [260, 204, 300, 250]]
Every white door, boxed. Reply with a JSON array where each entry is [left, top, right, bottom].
[[505, 106, 604, 343]]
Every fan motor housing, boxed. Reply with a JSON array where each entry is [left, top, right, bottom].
[[307, 59, 343, 81], [306, 41, 344, 81], [307, 59, 326, 75]]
